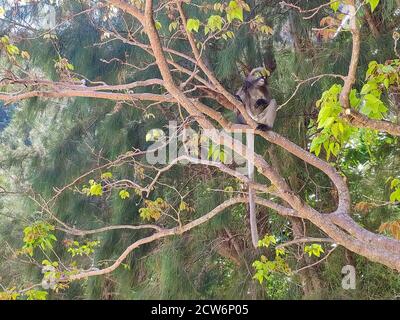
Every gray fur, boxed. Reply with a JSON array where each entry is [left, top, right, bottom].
[[235, 69, 278, 130]]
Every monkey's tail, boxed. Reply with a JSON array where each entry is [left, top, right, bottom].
[[247, 134, 259, 249], [249, 186, 258, 249]]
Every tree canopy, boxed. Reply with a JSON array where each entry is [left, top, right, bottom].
[[0, 0, 400, 300]]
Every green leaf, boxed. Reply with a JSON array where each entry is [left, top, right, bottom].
[[42, 260, 51, 266], [275, 248, 285, 257], [207, 145, 214, 160], [381, 65, 396, 73], [1, 35, 9, 44], [304, 244, 324, 258], [89, 182, 103, 196], [258, 234, 277, 248], [101, 172, 113, 180], [331, 123, 339, 139], [219, 149, 225, 162], [383, 78, 390, 89], [361, 94, 387, 119], [155, 21, 162, 30], [319, 116, 335, 129], [179, 201, 188, 211], [226, 31, 234, 38], [25, 290, 48, 300], [390, 178, 400, 189], [169, 21, 178, 33], [226, 1, 243, 23], [48, 234, 57, 241], [186, 18, 200, 33], [361, 82, 377, 95], [207, 15, 223, 32], [6, 44, 19, 56], [366, 61, 378, 77], [119, 190, 130, 200], [260, 25, 273, 34], [366, 0, 380, 12], [349, 89, 360, 108], [330, 1, 340, 12], [390, 189, 400, 202]]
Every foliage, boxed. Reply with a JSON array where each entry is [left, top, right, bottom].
[[0, 289, 19, 300], [119, 190, 130, 200], [253, 233, 292, 296], [67, 240, 100, 257], [304, 244, 325, 258], [25, 290, 48, 300], [310, 84, 349, 159], [0, 0, 399, 300], [365, 0, 380, 12], [139, 198, 168, 221], [253, 255, 291, 284], [379, 220, 400, 240], [389, 178, 400, 203], [82, 179, 103, 197], [257, 234, 277, 248], [21, 222, 57, 257]]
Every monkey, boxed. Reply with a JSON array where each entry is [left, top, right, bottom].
[[234, 67, 278, 131], [234, 67, 278, 248]]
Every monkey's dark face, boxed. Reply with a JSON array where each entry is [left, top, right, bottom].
[[244, 76, 267, 90], [255, 76, 267, 87]]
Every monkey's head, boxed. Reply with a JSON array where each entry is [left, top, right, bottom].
[[241, 68, 271, 107], [235, 67, 273, 115]]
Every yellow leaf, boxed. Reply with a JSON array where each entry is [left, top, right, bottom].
[[379, 220, 400, 240]]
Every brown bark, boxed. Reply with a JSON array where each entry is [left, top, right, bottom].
[[364, 8, 380, 38], [344, 108, 400, 136], [339, 1, 400, 136]]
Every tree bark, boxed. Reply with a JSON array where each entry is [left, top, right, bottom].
[[364, 8, 380, 38]]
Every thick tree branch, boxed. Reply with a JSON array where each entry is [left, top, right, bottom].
[[57, 224, 164, 236], [344, 108, 400, 136], [0, 89, 173, 104], [339, 1, 359, 110], [339, 2, 400, 136], [106, 0, 144, 21], [276, 237, 335, 249]]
